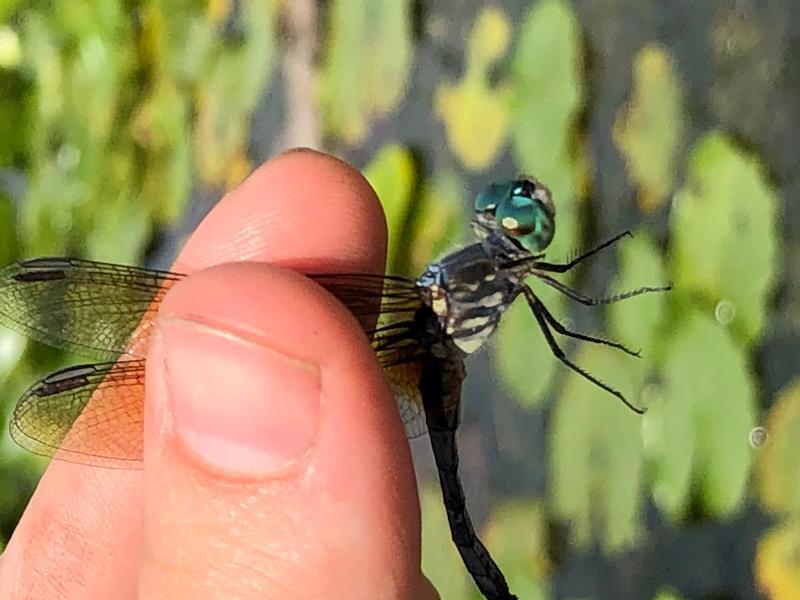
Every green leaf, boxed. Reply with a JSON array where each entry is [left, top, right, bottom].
[[68, 27, 125, 150], [406, 170, 467, 276], [133, 81, 192, 223], [420, 484, 471, 599], [195, 0, 278, 185], [0, 25, 21, 68], [756, 379, 800, 514], [510, 0, 583, 180], [652, 588, 686, 600], [0, 69, 28, 167], [0, 1, 24, 24], [141, 2, 215, 85], [640, 374, 693, 519], [755, 520, 800, 599], [365, 150, 465, 278], [549, 343, 645, 552], [363, 144, 416, 275], [651, 308, 756, 518], [320, 0, 412, 145], [493, 283, 561, 408], [608, 232, 669, 356], [435, 6, 511, 171], [0, 195, 17, 264], [483, 500, 552, 600], [85, 195, 151, 264], [613, 43, 685, 213], [0, 327, 25, 381], [669, 132, 779, 343], [21, 158, 84, 255]]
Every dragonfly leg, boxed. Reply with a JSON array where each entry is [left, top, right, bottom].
[[535, 230, 632, 273], [535, 274, 671, 306], [524, 288, 644, 414], [525, 286, 640, 357]]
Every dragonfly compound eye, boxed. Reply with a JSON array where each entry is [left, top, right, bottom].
[[496, 179, 555, 252], [474, 178, 556, 252], [473, 180, 514, 214]]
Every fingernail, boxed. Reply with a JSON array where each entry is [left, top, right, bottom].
[[157, 316, 321, 476]]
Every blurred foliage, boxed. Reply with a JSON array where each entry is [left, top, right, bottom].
[[670, 132, 779, 344], [509, 0, 584, 184], [613, 43, 685, 213], [193, 0, 278, 186], [363, 143, 419, 275], [483, 500, 551, 600], [608, 233, 669, 362], [435, 6, 510, 171], [550, 343, 645, 552], [652, 590, 686, 600], [406, 170, 467, 275], [0, 1, 796, 599], [756, 519, 800, 599], [1, 0, 277, 263], [652, 309, 756, 518], [756, 379, 800, 514], [365, 145, 467, 276], [319, 0, 412, 145]]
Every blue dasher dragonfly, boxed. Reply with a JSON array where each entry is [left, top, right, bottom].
[[0, 177, 667, 600]]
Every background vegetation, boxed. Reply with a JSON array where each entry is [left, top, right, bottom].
[[0, 1, 797, 598]]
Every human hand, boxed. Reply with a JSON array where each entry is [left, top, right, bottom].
[[0, 149, 438, 599]]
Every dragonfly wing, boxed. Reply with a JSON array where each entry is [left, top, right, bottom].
[[381, 361, 426, 439], [4, 263, 435, 465], [312, 273, 432, 439], [0, 258, 183, 360], [10, 360, 146, 468], [0, 261, 417, 361]]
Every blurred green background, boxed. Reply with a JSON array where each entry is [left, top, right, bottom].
[[0, 1, 798, 598]]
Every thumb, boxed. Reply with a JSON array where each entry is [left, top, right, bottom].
[[140, 261, 429, 599]]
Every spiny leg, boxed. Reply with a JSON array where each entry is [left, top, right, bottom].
[[524, 288, 644, 414], [524, 286, 640, 357], [535, 230, 632, 273], [536, 274, 671, 306]]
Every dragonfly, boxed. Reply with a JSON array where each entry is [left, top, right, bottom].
[[0, 177, 668, 600]]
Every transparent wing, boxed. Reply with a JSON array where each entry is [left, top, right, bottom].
[[3, 259, 434, 466], [0, 258, 181, 360], [10, 360, 145, 469], [371, 319, 430, 439], [314, 273, 431, 439]]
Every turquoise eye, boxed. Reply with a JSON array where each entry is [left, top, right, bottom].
[[496, 193, 554, 252], [474, 181, 514, 213], [474, 178, 555, 252]]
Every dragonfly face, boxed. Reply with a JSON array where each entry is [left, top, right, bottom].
[[0, 177, 669, 600]]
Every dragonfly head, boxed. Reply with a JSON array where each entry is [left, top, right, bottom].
[[473, 177, 555, 253]]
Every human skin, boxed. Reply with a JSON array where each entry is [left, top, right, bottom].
[[0, 149, 438, 599]]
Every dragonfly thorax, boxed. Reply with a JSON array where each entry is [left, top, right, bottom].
[[416, 241, 524, 355]]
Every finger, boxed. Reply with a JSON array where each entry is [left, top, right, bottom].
[[0, 149, 391, 600], [176, 147, 387, 273], [139, 262, 426, 599]]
